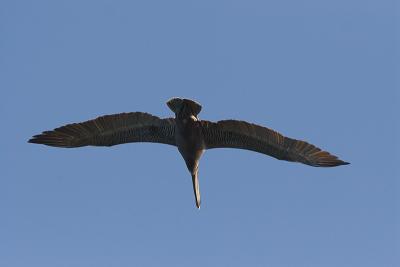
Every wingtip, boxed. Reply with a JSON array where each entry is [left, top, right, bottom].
[[336, 159, 350, 166], [28, 137, 39, 144], [322, 159, 350, 167]]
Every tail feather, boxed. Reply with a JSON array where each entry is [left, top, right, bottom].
[[192, 173, 201, 209]]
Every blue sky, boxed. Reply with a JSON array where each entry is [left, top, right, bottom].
[[1, 0, 397, 266]]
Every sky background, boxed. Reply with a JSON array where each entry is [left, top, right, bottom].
[[1, 0, 398, 266]]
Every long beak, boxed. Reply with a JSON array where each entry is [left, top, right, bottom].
[[192, 173, 201, 209]]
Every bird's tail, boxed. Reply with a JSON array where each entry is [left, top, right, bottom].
[[192, 173, 201, 209]]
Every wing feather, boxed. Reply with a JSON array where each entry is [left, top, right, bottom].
[[29, 112, 176, 148], [201, 120, 349, 167]]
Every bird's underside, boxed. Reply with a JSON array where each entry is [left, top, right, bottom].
[[29, 97, 349, 208]]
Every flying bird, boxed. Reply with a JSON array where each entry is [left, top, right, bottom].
[[29, 98, 349, 208]]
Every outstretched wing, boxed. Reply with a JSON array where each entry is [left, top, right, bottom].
[[201, 120, 349, 167], [29, 112, 176, 148]]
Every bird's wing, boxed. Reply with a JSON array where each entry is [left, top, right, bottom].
[[200, 120, 349, 167], [29, 112, 176, 148]]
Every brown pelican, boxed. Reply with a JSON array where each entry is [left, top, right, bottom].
[[29, 97, 349, 208]]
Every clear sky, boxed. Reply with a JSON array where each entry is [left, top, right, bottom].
[[1, 0, 397, 266]]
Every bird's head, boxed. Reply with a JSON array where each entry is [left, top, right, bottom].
[[167, 98, 202, 119]]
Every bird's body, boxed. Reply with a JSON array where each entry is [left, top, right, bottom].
[[29, 98, 349, 208], [170, 99, 205, 208], [175, 113, 204, 173]]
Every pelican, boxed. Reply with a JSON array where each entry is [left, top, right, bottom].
[[29, 97, 349, 208]]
